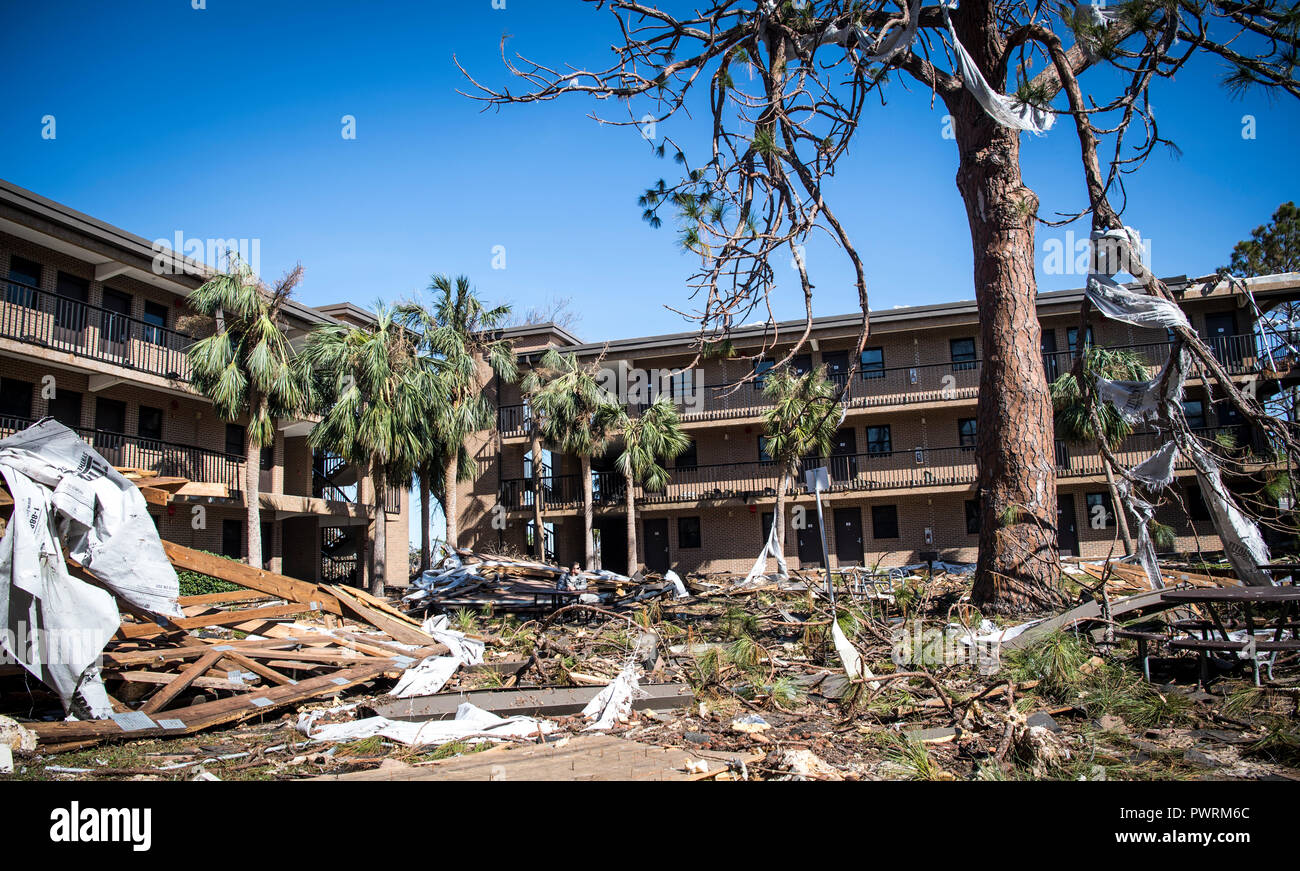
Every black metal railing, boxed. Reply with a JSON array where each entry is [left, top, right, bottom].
[[496, 426, 1248, 510], [1, 281, 193, 382], [0, 416, 242, 492], [495, 333, 1265, 435]]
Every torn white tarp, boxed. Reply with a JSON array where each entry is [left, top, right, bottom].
[[1187, 445, 1273, 587], [744, 514, 789, 584], [298, 702, 554, 746], [802, 0, 922, 68], [0, 420, 182, 718], [0, 420, 182, 618], [0, 465, 118, 718], [389, 614, 485, 698], [1087, 274, 1190, 332], [1114, 441, 1181, 590], [582, 660, 646, 731], [941, 5, 1054, 133], [663, 569, 689, 599], [1095, 349, 1188, 426], [1085, 227, 1187, 331], [831, 619, 878, 689]]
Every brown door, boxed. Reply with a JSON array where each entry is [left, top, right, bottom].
[[643, 518, 670, 574], [834, 507, 864, 566], [1058, 494, 1079, 557]]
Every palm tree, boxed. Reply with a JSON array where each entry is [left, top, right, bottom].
[[528, 348, 618, 569], [600, 397, 689, 576], [300, 304, 435, 594], [186, 257, 308, 570], [1051, 346, 1151, 556], [518, 359, 560, 561], [761, 366, 842, 570], [403, 277, 515, 556]]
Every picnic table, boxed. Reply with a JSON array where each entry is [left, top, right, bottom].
[[1159, 587, 1300, 685]]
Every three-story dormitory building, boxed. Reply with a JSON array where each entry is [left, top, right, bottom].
[[458, 272, 1300, 575], [0, 180, 407, 584]]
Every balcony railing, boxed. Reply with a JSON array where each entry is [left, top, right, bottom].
[[0, 281, 192, 382], [497, 427, 1247, 510], [496, 334, 1263, 435], [0, 416, 242, 493]]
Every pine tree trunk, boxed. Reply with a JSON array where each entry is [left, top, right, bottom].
[[371, 457, 387, 597], [530, 435, 545, 560], [949, 5, 1066, 614], [581, 453, 595, 570], [419, 469, 432, 571], [443, 454, 458, 551], [624, 469, 638, 576], [244, 410, 262, 569], [1101, 455, 1135, 555]]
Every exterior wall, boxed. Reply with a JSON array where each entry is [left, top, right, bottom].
[[461, 282, 1289, 574], [1, 222, 409, 587]]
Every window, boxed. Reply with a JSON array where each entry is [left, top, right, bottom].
[[1085, 492, 1115, 529], [791, 354, 812, 376], [142, 301, 168, 345], [95, 397, 127, 434], [761, 511, 774, 546], [1182, 400, 1206, 431], [526, 520, 556, 562], [871, 504, 899, 539], [950, 337, 977, 371], [669, 368, 695, 402], [100, 288, 131, 345], [138, 406, 163, 441], [221, 519, 242, 559], [47, 391, 82, 429], [861, 347, 885, 380], [1067, 326, 1094, 355], [754, 360, 775, 388], [865, 425, 892, 456], [0, 378, 33, 424], [758, 436, 774, 463], [261, 438, 274, 471], [676, 440, 698, 469], [678, 516, 702, 549], [226, 423, 245, 456], [54, 272, 89, 332], [823, 350, 849, 384], [965, 499, 981, 535], [958, 418, 978, 450], [1184, 484, 1211, 521], [7, 255, 41, 307]]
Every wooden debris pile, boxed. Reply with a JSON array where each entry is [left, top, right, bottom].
[[7, 540, 451, 753], [402, 550, 679, 615]]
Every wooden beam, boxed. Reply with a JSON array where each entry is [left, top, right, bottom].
[[161, 540, 343, 615], [140, 649, 224, 714]]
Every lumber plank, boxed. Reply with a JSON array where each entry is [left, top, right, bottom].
[[115, 603, 314, 639], [30, 659, 402, 745], [221, 651, 297, 687], [178, 590, 276, 607], [140, 649, 224, 714], [162, 540, 343, 616], [326, 585, 436, 645]]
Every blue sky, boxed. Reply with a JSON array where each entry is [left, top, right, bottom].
[[2, 0, 1296, 547]]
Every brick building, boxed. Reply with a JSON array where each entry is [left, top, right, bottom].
[[0, 179, 407, 585], [457, 272, 1300, 574]]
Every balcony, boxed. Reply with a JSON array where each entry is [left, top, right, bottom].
[[495, 334, 1265, 437], [497, 427, 1248, 511], [0, 281, 192, 383], [0, 415, 241, 493]]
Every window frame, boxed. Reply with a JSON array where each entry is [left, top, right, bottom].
[[677, 516, 702, 549], [871, 504, 899, 539], [860, 347, 885, 380]]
